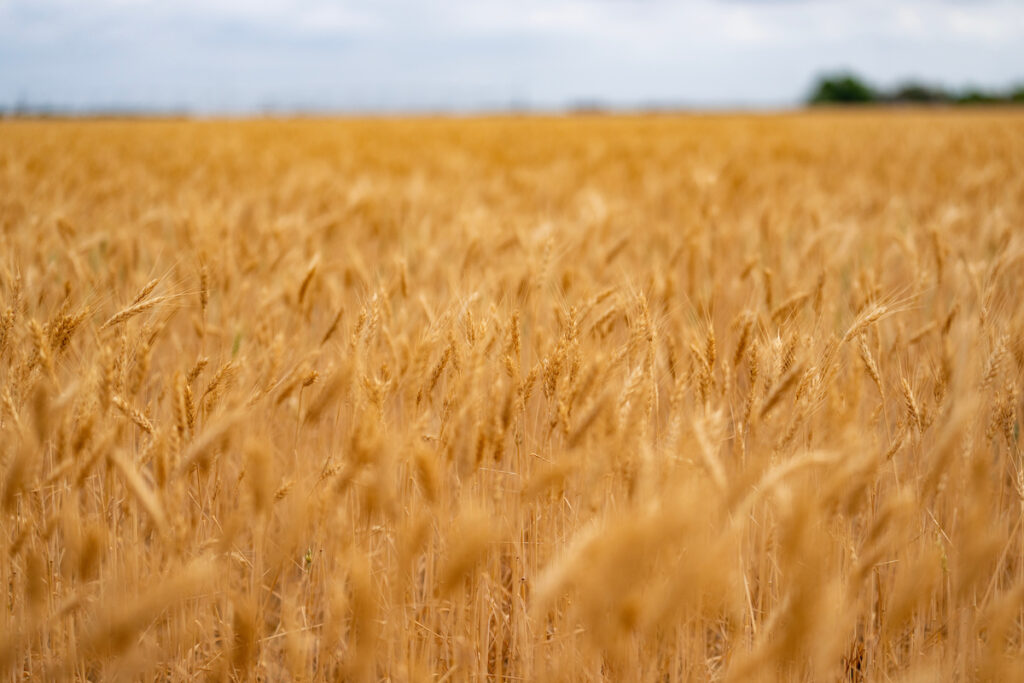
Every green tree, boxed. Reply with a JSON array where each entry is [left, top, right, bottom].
[[890, 82, 951, 104], [807, 73, 877, 105], [956, 89, 999, 105]]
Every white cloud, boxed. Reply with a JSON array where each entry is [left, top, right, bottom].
[[943, 6, 1024, 41], [2, 0, 1023, 111], [291, 5, 376, 33]]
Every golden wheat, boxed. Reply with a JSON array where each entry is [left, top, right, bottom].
[[0, 112, 1022, 681]]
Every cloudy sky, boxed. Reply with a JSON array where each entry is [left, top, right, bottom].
[[2, 0, 1023, 112]]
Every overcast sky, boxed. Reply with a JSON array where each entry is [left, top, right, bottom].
[[2, 0, 1023, 112]]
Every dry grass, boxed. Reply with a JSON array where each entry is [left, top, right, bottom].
[[1, 112, 1023, 681]]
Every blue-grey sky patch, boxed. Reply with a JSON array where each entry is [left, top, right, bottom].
[[1, 0, 1022, 112]]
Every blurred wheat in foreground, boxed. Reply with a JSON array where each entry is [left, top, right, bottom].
[[1, 113, 1023, 681]]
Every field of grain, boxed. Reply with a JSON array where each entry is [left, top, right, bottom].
[[1, 113, 1023, 680]]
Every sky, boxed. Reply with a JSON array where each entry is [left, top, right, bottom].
[[1, 0, 1023, 112]]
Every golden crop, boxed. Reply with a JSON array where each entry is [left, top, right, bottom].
[[1, 113, 1023, 680]]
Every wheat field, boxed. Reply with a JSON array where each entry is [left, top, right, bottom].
[[1, 112, 1023, 681]]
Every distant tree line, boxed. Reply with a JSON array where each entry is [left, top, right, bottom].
[[808, 72, 1024, 106]]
